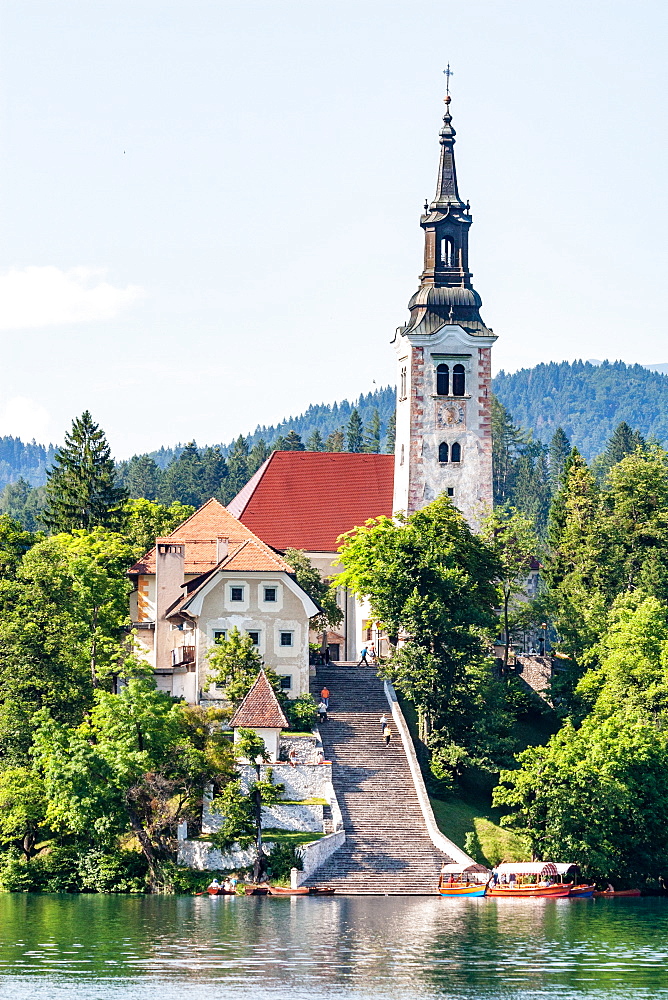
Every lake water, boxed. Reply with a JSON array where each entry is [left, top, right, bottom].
[[0, 894, 666, 1000]]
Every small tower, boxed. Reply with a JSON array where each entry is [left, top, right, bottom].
[[392, 85, 497, 527]]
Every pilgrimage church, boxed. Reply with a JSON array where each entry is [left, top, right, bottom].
[[129, 88, 496, 700]]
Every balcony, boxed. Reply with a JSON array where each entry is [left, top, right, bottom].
[[171, 646, 196, 669]]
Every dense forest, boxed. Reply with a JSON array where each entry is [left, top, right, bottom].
[[493, 360, 668, 459]]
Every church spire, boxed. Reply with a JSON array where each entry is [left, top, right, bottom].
[[430, 90, 466, 211]]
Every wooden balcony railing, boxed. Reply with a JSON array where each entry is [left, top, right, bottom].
[[171, 646, 196, 668]]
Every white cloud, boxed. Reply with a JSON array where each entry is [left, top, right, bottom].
[[0, 397, 51, 442], [0, 266, 144, 330]]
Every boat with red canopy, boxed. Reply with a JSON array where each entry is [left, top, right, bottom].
[[486, 862, 572, 897]]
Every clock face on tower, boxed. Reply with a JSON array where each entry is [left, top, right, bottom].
[[436, 402, 465, 428]]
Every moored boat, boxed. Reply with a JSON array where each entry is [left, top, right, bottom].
[[593, 888, 641, 897], [268, 886, 310, 895], [308, 887, 336, 895], [438, 863, 489, 897], [553, 863, 595, 898], [486, 862, 571, 898]]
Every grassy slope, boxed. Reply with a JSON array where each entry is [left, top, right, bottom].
[[398, 691, 555, 866]]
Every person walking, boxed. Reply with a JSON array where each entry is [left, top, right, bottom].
[[379, 712, 388, 733], [368, 642, 377, 664], [318, 700, 328, 723], [357, 645, 369, 666], [320, 686, 330, 708], [383, 723, 392, 748]]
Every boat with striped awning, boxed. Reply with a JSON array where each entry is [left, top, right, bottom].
[[486, 862, 572, 897]]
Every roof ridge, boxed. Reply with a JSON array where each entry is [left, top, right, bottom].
[[229, 669, 289, 730]]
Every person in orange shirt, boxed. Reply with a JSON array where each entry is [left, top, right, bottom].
[[320, 686, 330, 708]]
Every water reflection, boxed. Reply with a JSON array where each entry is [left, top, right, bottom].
[[0, 895, 666, 999]]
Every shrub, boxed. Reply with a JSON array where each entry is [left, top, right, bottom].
[[78, 850, 148, 893], [266, 843, 303, 882], [285, 695, 318, 731]]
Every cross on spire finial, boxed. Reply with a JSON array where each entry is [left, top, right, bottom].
[[443, 63, 453, 98]]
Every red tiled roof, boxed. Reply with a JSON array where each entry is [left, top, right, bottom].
[[229, 671, 289, 729], [228, 451, 395, 553], [128, 498, 292, 576]]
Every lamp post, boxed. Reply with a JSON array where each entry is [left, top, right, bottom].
[[541, 622, 547, 656]]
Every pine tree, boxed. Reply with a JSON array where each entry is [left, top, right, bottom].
[[306, 429, 325, 452], [159, 442, 205, 507], [124, 454, 163, 500], [282, 430, 305, 451], [549, 427, 571, 488], [223, 436, 250, 502], [249, 438, 271, 471], [200, 447, 228, 501], [491, 396, 525, 504], [43, 411, 126, 532], [363, 409, 381, 453], [385, 411, 396, 454], [347, 409, 363, 453], [325, 429, 345, 452], [602, 422, 645, 470]]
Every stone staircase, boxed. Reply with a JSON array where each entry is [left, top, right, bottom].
[[304, 666, 453, 894]]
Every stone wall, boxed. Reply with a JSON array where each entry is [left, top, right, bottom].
[[515, 655, 552, 699], [291, 831, 346, 888]]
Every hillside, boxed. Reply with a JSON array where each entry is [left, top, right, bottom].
[[492, 360, 668, 460]]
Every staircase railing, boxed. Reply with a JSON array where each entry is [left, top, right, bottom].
[[383, 679, 475, 867]]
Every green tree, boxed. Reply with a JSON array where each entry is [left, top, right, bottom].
[[121, 499, 195, 556], [363, 409, 381, 453], [491, 396, 525, 505], [200, 446, 228, 500], [493, 713, 668, 884], [0, 513, 39, 578], [123, 455, 163, 500], [224, 436, 250, 501], [385, 410, 396, 454], [306, 429, 325, 452], [159, 442, 205, 507], [44, 412, 126, 532], [325, 429, 345, 452], [280, 430, 305, 451], [210, 728, 284, 882], [346, 409, 363, 453], [206, 627, 264, 705], [549, 427, 571, 489], [482, 506, 539, 670], [249, 438, 272, 470], [0, 766, 47, 859], [337, 494, 500, 742], [0, 478, 46, 531]]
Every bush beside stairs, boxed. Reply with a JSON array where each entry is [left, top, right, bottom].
[[305, 666, 454, 895]]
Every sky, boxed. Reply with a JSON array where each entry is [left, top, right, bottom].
[[0, 0, 666, 457]]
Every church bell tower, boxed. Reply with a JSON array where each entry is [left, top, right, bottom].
[[392, 84, 496, 526]]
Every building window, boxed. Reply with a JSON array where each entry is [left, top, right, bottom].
[[264, 587, 277, 602], [247, 630, 260, 646], [438, 442, 449, 463], [447, 487, 455, 497], [230, 586, 244, 602], [400, 366, 407, 399], [280, 631, 294, 647], [213, 630, 227, 642], [452, 364, 466, 396], [280, 675, 292, 691], [440, 237, 454, 266], [436, 363, 449, 396], [451, 442, 461, 463]]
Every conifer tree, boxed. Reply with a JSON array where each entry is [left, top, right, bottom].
[[602, 421, 645, 470], [306, 429, 325, 452], [223, 436, 250, 501], [124, 454, 163, 501], [281, 430, 305, 451], [385, 411, 396, 454], [491, 396, 525, 504], [159, 442, 204, 508], [249, 438, 271, 471], [549, 428, 571, 488], [363, 409, 381, 453], [44, 412, 126, 532], [347, 409, 363, 453], [325, 429, 345, 452]]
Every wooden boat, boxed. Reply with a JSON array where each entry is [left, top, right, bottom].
[[593, 888, 641, 897], [438, 863, 489, 897], [267, 886, 310, 895], [206, 886, 236, 895], [487, 862, 572, 898], [308, 887, 336, 895], [244, 885, 270, 895], [553, 863, 594, 898]]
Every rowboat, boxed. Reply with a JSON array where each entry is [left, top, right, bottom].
[[438, 863, 489, 897], [268, 886, 310, 896], [206, 886, 236, 895], [569, 884, 595, 898], [593, 888, 641, 897], [487, 862, 572, 898], [308, 887, 336, 895]]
